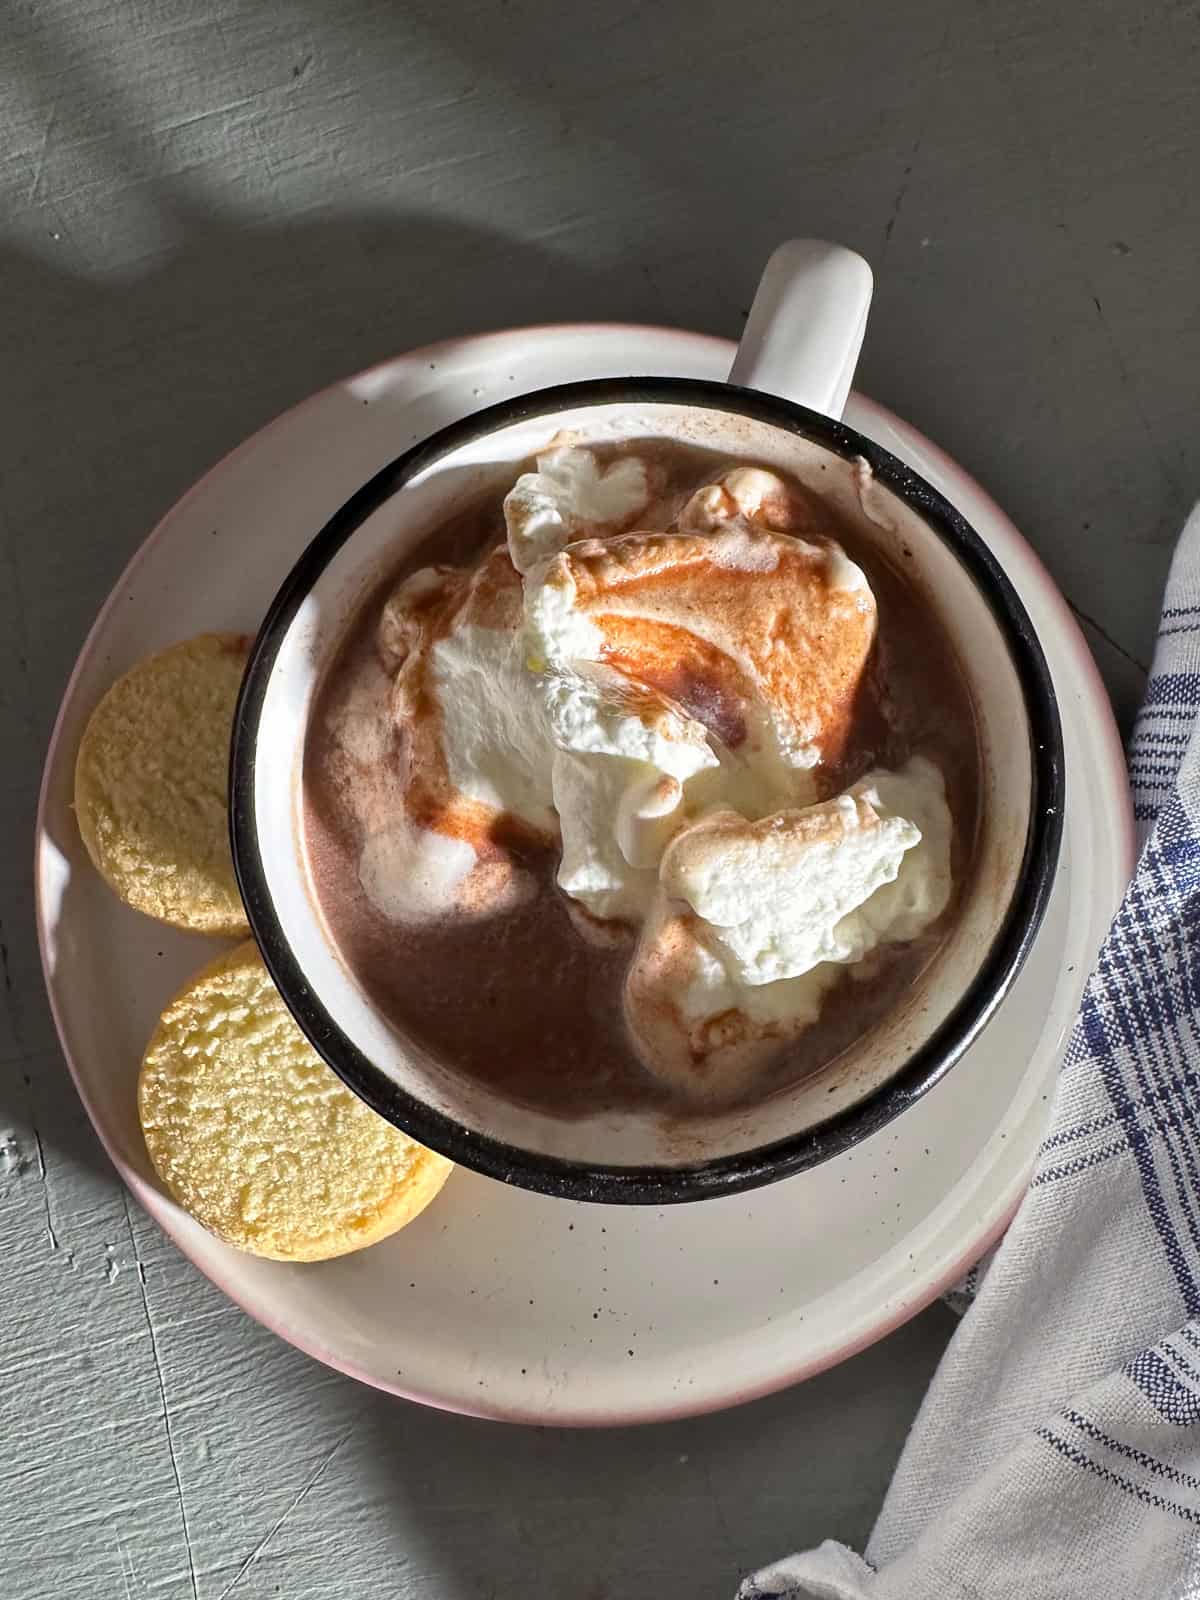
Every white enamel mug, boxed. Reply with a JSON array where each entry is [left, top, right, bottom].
[[230, 240, 1063, 1203]]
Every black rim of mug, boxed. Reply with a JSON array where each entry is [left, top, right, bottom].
[[230, 376, 1064, 1205]]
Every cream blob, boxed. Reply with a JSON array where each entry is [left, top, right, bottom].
[[503, 445, 650, 574], [626, 758, 953, 1101]]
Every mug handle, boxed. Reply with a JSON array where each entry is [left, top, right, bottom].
[[728, 240, 873, 421]]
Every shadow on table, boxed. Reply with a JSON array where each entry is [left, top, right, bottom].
[[0, 193, 636, 1185], [3, 0, 711, 1210], [356, 1303, 952, 1599]]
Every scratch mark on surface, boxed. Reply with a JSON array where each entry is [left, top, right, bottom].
[[1066, 598, 1149, 674], [26, 98, 60, 204], [152, 95, 265, 140], [881, 17, 951, 258], [395, 146, 490, 186], [53, 1491, 177, 1540], [883, 165, 912, 245], [32, 1126, 58, 1250], [524, 214, 591, 245], [216, 1428, 355, 1598], [117, 1531, 136, 1600], [122, 1192, 199, 1600], [700, 1454, 739, 1559], [1, 1322, 152, 1382], [0, 939, 12, 995]]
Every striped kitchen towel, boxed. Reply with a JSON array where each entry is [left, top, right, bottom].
[[740, 505, 1200, 1600]]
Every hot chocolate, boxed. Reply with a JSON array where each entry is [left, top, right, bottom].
[[302, 439, 981, 1118]]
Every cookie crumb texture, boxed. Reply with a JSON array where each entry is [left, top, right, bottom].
[[139, 942, 452, 1261], [74, 633, 251, 934]]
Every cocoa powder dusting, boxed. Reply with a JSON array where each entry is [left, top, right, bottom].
[[302, 440, 982, 1120]]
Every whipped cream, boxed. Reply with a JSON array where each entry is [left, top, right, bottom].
[[504, 445, 650, 573], [372, 447, 955, 1100], [426, 618, 555, 831], [525, 503, 876, 807], [680, 465, 797, 532], [359, 814, 535, 924], [623, 894, 841, 1101], [626, 757, 952, 1100], [552, 751, 664, 923], [660, 783, 920, 986]]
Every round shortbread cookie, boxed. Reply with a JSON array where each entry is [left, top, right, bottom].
[[74, 633, 250, 934], [139, 942, 453, 1261]]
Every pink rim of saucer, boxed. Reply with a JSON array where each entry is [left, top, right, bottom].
[[34, 324, 1135, 1426]]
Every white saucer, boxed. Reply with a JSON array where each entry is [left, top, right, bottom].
[[36, 325, 1133, 1425]]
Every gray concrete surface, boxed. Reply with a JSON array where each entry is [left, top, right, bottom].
[[2, 0, 1192, 1594]]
